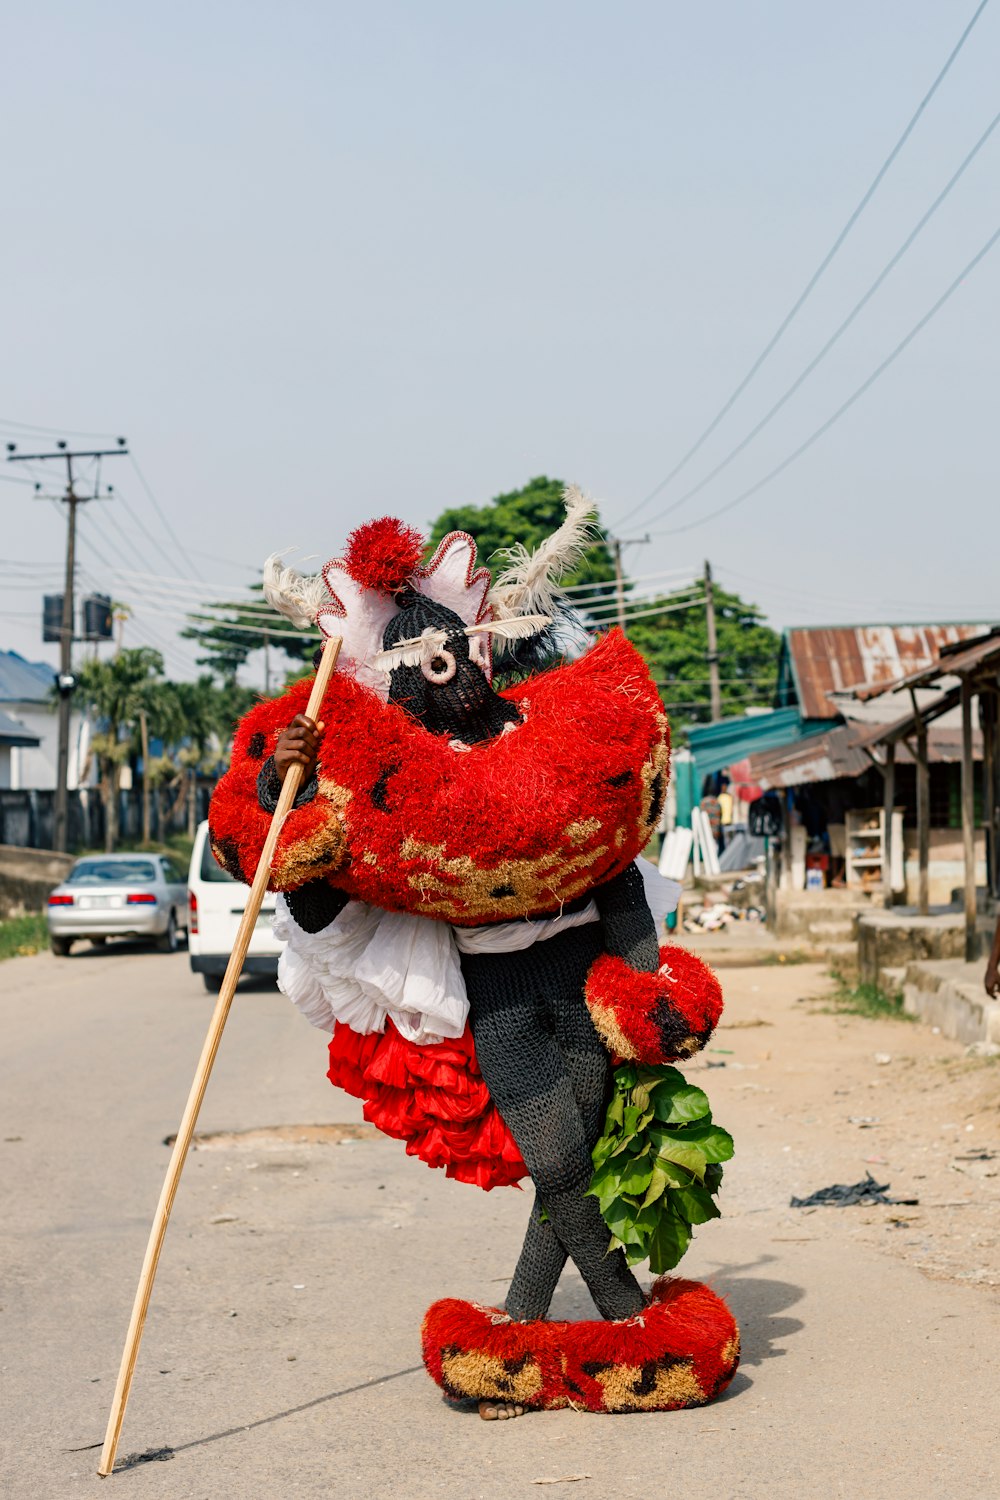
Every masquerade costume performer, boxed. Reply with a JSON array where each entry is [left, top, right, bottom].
[[209, 490, 739, 1417]]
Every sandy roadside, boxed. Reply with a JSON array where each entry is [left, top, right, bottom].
[[691, 957, 1000, 1290]]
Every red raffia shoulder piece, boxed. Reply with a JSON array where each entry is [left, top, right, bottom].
[[327, 1020, 528, 1191]]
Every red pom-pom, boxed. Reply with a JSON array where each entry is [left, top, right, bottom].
[[343, 516, 425, 595]]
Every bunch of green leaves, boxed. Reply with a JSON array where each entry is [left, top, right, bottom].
[[587, 1064, 734, 1273]]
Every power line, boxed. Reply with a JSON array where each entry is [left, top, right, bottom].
[[82, 499, 166, 579], [127, 455, 203, 582], [630, 101, 1000, 531], [596, 595, 707, 628], [579, 586, 703, 621], [0, 415, 124, 440], [713, 562, 989, 615], [648, 220, 1000, 538], [0, 471, 44, 487], [615, 0, 993, 528], [558, 564, 694, 595]]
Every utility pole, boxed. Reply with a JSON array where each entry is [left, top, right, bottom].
[[611, 539, 626, 634], [704, 560, 722, 723], [606, 533, 651, 637], [6, 438, 128, 851], [114, 603, 131, 657]]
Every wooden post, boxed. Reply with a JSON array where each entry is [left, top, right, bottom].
[[882, 740, 896, 907], [139, 709, 151, 847], [961, 676, 978, 961], [915, 716, 930, 917], [704, 560, 721, 723], [98, 635, 340, 1478], [983, 686, 998, 899]]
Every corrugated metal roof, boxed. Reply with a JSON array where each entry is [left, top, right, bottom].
[[747, 725, 872, 789], [781, 624, 993, 720], [745, 719, 980, 790], [686, 707, 802, 780], [855, 629, 1000, 700], [0, 650, 56, 703], [0, 707, 41, 746]]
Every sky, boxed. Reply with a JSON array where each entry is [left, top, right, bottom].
[[1, 0, 998, 686]]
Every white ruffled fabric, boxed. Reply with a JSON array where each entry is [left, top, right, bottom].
[[274, 896, 467, 1046], [275, 858, 682, 1044]]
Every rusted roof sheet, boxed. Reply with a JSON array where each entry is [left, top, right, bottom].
[[746, 725, 871, 789], [854, 628, 1000, 700], [745, 719, 980, 790], [783, 625, 992, 719]]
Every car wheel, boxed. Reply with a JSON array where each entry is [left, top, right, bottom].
[[50, 936, 73, 957], [202, 972, 224, 993], [157, 911, 179, 953]]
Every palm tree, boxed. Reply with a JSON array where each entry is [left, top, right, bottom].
[[75, 648, 167, 851]]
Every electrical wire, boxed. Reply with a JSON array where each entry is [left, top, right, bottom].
[[645, 220, 1000, 538], [0, 415, 123, 440], [615, 0, 993, 527], [625, 101, 1000, 531], [713, 563, 993, 617], [0, 471, 43, 487], [593, 596, 708, 628], [577, 587, 703, 621], [127, 455, 203, 582]]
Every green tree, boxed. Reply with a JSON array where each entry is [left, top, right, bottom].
[[181, 583, 315, 682], [626, 585, 780, 731], [427, 475, 617, 593], [76, 648, 171, 851], [153, 675, 257, 838]]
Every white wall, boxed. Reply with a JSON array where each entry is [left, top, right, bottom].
[[2, 703, 93, 791]]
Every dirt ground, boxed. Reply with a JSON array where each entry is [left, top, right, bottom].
[[697, 958, 1000, 1290], [4, 944, 1000, 1499]]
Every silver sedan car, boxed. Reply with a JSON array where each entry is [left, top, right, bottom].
[[46, 853, 189, 956]]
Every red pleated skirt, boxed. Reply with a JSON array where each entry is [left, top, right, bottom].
[[327, 1020, 528, 1191]]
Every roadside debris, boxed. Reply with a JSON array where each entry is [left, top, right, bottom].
[[790, 1172, 919, 1208]]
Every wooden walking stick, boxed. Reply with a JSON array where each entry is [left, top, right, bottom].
[[98, 633, 342, 1477]]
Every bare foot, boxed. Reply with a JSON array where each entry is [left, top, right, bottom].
[[479, 1399, 526, 1420]]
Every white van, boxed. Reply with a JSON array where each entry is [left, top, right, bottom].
[[187, 820, 283, 991]]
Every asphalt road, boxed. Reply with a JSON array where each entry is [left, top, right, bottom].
[[2, 945, 999, 1500]]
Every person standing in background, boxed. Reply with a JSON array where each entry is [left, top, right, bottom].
[[986, 910, 1000, 998], [718, 776, 734, 854]]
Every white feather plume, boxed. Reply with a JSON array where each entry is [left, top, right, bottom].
[[373, 627, 449, 674], [464, 614, 552, 641], [262, 553, 331, 629], [487, 484, 599, 620]]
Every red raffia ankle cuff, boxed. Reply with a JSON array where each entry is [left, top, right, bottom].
[[421, 1275, 739, 1414]]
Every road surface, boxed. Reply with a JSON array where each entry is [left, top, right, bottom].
[[2, 944, 998, 1500]]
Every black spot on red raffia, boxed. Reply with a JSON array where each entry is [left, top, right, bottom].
[[210, 833, 245, 884], [646, 771, 665, 826], [370, 763, 401, 812], [608, 769, 633, 788], [247, 732, 266, 759]]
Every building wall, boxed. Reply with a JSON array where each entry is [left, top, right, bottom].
[[2, 703, 92, 791], [902, 828, 987, 907]]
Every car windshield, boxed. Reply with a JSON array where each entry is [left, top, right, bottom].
[[68, 859, 158, 886], [200, 837, 238, 884]]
